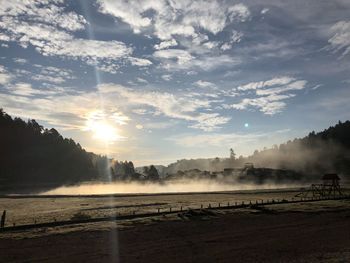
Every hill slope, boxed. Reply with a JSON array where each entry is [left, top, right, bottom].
[[163, 121, 350, 180], [0, 109, 109, 190]]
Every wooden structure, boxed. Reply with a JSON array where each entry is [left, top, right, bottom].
[[244, 163, 254, 169], [296, 173, 343, 198]]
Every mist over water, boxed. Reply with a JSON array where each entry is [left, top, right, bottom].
[[41, 180, 303, 195]]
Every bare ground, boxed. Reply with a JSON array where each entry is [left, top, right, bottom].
[[1, 201, 350, 263]]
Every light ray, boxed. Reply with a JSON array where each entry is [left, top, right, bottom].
[[79, 1, 119, 261]]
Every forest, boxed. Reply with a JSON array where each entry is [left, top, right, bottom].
[[163, 121, 350, 180], [1, 109, 350, 192], [0, 109, 158, 192]]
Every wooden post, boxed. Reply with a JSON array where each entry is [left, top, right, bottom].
[[227, 202, 229, 207], [218, 203, 221, 208], [201, 204, 203, 209], [0, 210, 6, 228], [157, 208, 160, 213], [169, 207, 172, 212], [180, 206, 183, 211]]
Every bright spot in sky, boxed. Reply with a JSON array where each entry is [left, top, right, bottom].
[[244, 123, 249, 128], [136, 124, 143, 129], [90, 122, 120, 142], [85, 111, 125, 143]]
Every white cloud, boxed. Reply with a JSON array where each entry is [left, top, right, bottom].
[[97, 1, 250, 40], [154, 49, 194, 65], [231, 94, 295, 115], [0, 1, 148, 73], [261, 8, 269, 15], [0, 83, 130, 132], [0, 0, 87, 32], [154, 49, 240, 71], [5, 82, 68, 97], [256, 80, 307, 96], [129, 57, 153, 67], [13, 58, 28, 64], [203, 41, 220, 49], [220, 43, 232, 51], [327, 20, 350, 57], [0, 65, 11, 85], [161, 74, 172, 81], [237, 76, 295, 91], [136, 77, 148, 84], [231, 77, 307, 115], [189, 113, 230, 131], [97, 0, 248, 71], [220, 30, 242, 51], [228, 3, 251, 22], [154, 39, 178, 50], [194, 80, 216, 89], [98, 83, 229, 131], [132, 109, 149, 115]]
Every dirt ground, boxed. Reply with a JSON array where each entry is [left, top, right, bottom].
[[0, 201, 350, 263]]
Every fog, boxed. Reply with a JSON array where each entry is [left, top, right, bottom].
[[163, 138, 347, 177], [41, 180, 303, 195]]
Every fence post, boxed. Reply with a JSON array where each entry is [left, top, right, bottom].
[[157, 208, 160, 213], [0, 210, 6, 228]]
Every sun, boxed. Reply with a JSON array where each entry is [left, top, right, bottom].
[[91, 122, 119, 142], [84, 110, 126, 143]]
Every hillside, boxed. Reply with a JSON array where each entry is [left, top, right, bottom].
[[0, 109, 111, 191], [0, 110, 161, 193], [1, 108, 349, 192], [162, 121, 350, 180]]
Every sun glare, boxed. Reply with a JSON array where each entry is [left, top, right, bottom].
[[91, 122, 119, 142], [85, 112, 125, 143]]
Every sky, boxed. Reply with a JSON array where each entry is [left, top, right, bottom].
[[0, 0, 350, 166]]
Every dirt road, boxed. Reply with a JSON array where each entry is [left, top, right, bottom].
[[1, 207, 349, 263]]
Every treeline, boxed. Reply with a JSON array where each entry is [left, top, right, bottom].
[[110, 161, 159, 181], [0, 109, 102, 189], [244, 121, 350, 178], [0, 110, 159, 192], [162, 121, 350, 180], [1, 108, 349, 192]]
